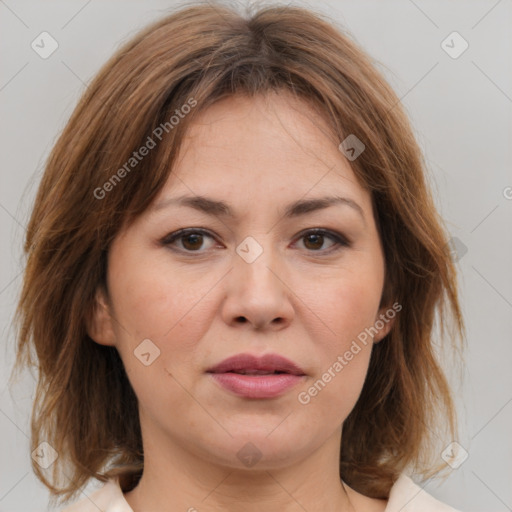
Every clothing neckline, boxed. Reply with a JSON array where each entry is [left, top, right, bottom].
[[78, 472, 459, 511]]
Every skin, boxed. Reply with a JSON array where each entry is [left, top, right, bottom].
[[88, 91, 395, 512]]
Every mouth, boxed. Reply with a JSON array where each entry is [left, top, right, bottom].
[[222, 370, 291, 375], [206, 353, 306, 399], [206, 353, 306, 376]]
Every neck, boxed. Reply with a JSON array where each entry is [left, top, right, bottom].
[[123, 424, 356, 512]]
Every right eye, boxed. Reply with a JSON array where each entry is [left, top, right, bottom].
[[160, 228, 220, 253]]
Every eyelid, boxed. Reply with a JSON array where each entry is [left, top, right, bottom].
[[160, 228, 212, 245], [294, 228, 351, 247]]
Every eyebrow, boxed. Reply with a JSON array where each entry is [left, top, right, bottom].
[[151, 194, 366, 223]]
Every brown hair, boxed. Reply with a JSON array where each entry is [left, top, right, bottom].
[[10, 0, 465, 506]]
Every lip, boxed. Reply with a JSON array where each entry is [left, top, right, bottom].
[[206, 353, 306, 399]]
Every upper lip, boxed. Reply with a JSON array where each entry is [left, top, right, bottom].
[[207, 353, 306, 376]]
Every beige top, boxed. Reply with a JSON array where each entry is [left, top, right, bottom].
[[60, 473, 461, 511]]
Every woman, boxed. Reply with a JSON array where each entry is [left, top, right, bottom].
[[11, 2, 465, 511]]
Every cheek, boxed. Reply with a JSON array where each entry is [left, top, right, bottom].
[[306, 267, 383, 350], [296, 264, 382, 413], [107, 265, 210, 418], [335, 283, 381, 339], [300, 284, 376, 423], [107, 251, 221, 397], [108, 246, 211, 340]]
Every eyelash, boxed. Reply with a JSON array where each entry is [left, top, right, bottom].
[[160, 228, 351, 255]]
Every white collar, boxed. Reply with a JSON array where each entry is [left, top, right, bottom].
[[63, 473, 461, 511]]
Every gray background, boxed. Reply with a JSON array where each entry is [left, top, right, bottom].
[[1, 0, 511, 510]]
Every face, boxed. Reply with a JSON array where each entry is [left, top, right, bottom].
[[89, 92, 394, 472]]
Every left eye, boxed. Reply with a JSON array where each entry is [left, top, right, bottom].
[[294, 229, 349, 252]]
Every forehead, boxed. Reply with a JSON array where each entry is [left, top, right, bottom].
[[152, 92, 370, 214]]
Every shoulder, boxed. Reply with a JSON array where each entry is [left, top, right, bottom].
[[386, 474, 462, 512], [59, 478, 133, 512]]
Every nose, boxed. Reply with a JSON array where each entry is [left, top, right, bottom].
[[220, 241, 295, 331]]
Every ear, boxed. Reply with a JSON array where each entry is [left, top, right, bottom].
[[372, 303, 399, 344], [86, 285, 116, 347]]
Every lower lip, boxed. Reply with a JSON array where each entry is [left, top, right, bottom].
[[209, 372, 304, 398]]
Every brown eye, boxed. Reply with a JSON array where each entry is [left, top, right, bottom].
[[161, 229, 217, 253], [303, 233, 325, 250], [181, 233, 204, 251], [296, 229, 350, 253]]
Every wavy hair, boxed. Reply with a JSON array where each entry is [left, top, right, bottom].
[[11, 1, 465, 506]]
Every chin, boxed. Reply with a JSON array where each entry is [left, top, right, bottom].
[[187, 425, 320, 471]]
